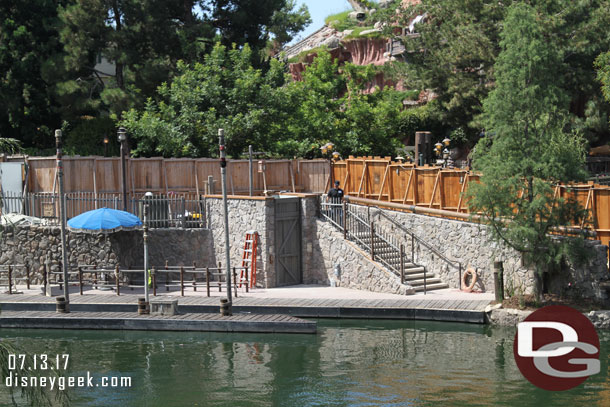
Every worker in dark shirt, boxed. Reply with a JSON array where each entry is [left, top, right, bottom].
[[327, 180, 344, 225], [328, 180, 344, 200]]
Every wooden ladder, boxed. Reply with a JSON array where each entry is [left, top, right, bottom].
[[240, 231, 258, 288]]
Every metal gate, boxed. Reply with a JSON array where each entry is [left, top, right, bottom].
[[275, 197, 302, 286]]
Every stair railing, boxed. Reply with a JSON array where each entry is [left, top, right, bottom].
[[374, 207, 462, 289], [320, 195, 418, 290]]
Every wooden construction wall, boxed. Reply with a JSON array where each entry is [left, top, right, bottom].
[[24, 157, 330, 196], [333, 156, 610, 250]]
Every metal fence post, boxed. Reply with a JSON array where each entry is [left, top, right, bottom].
[[370, 221, 375, 261]]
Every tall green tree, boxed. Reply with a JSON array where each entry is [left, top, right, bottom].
[[391, 0, 610, 145], [120, 43, 288, 157], [0, 0, 68, 147], [468, 3, 589, 298]]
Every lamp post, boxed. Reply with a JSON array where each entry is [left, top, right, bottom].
[[117, 127, 128, 211], [442, 137, 451, 168], [219, 129, 232, 314], [320, 142, 335, 189], [143, 202, 149, 307], [55, 130, 70, 310], [103, 135, 109, 157]]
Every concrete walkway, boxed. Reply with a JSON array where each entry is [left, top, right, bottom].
[[5, 283, 494, 301]]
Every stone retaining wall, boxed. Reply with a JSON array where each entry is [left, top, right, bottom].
[[367, 206, 609, 300], [205, 197, 274, 288], [0, 225, 213, 283]]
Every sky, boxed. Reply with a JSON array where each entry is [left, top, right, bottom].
[[295, 0, 353, 40]]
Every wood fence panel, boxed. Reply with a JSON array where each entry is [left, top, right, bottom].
[[298, 160, 329, 193], [63, 158, 95, 192], [27, 158, 57, 193], [94, 158, 120, 193], [131, 158, 164, 193], [164, 159, 196, 192]]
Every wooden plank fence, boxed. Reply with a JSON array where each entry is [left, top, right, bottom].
[[22, 156, 330, 196], [333, 156, 610, 250]]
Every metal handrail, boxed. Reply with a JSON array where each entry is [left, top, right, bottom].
[[375, 207, 463, 287]]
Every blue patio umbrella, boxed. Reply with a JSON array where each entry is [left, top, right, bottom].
[[67, 207, 142, 232]]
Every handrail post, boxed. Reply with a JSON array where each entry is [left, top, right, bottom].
[[192, 261, 197, 292], [218, 262, 222, 292], [458, 263, 462, 291], [115, 265, 120, 296], [25, 263, 31, 290], [411, 232, 414, 263], [343, 201, 348, 239], [233, 267, 238, 298], [78, 266, 83, 295], [400, 244, 405, 284], [165, 260, 169, 292], [370, 221, 375, 260], [245, 267, 249, 293], [206, 267, 210, 297], [180, 266, 184, 296], [7, 265, 12, 294], [42, 260, 48, 295], [152, 267, 157, 296]]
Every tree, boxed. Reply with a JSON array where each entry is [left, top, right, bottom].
[[390, 0, 610, 146], [120, 43, 288, 157], [468, 3, 589, 299], [0, 0, 68, 148]]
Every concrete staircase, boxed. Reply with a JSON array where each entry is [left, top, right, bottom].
[[349, 228, 448, 293], [321, 198, 449, 293]]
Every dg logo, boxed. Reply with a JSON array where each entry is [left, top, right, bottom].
[[513, 305, 600, 391]]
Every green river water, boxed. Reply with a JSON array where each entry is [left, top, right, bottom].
[[1, 320, 609, 407]]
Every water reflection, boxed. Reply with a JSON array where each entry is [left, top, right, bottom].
[[1, 321, 608, 406]]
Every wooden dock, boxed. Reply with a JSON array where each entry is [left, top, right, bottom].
[[0, 293, 490, 323], [0, 310, 316, 334]]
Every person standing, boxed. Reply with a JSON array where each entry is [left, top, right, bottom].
[[327, 180, 344, 225]]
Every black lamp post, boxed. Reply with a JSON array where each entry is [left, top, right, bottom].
[[103, 135, 109, 157], [117, 127, 128, 211]]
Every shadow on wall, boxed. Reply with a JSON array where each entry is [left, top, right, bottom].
[[109, 229, 217, 270]]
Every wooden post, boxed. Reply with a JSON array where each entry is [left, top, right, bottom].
[[7, 265, 12, 294], [25, 263, 31, 290], [78, 267, 83, 295], [115, 265, 120, 296], [206, 267, 210, 297], [494, 261, 504, 302], [370, 221, 375, 260], [152, 267, 157, 296], [180, 266, 184, 296]]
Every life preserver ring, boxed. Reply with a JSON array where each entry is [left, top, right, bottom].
[[461, 267, 478, 292]]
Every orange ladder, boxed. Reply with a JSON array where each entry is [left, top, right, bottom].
[[240, 231, 258, 288]]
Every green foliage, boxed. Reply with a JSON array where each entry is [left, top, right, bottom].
[[123, 46, 408, 158], [63, 117, 118, 156], [121, 44, 288, 157], [596, 52, 610, 127], [468, 3, 589, 297], [325, 11, 354, 31], [393, 0, 610, 146], [0, 138, 23, 155]]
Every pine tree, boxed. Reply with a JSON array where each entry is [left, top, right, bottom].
[[468, 2, 589, 298]]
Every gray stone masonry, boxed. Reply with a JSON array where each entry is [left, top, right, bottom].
[[0, 225, 213, 283], [205, 197, 274, 288], [367, 206, 609, 301]]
